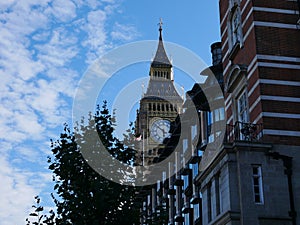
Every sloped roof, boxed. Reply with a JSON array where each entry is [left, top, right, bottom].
[[143, 79, 182, 102], [151, 28, 172, 68]]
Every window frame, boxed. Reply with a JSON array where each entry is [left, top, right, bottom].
[[237, 90, 249, 124], [252, 165, 264, 204], [227, 1, 243, 55]]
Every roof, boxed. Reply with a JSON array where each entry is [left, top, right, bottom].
[[143, 79, 182, 102], [151, 26, 172, 68]]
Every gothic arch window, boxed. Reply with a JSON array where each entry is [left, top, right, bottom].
[[228, 1, 243, 58], [162, 104, 165, 111], [148, 103, 152, 111], [153, 103, 156, 111]]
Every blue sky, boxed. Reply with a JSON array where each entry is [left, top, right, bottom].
[[0, 0, 220, 224]]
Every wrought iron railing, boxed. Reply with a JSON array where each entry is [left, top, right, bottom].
[[225, 121, 263, 143]]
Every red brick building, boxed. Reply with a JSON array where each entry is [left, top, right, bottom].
[[220, 0, 300, 145]]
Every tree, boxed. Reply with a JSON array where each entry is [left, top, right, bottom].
[[26, 101, 140, 225]]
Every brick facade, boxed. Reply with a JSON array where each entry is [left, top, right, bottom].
[[220, 0, 300, 145]]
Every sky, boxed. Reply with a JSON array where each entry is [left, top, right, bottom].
[[0, 0, 220, 224]]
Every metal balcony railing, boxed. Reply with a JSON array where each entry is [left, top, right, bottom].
[[225, 121, 263, 143]]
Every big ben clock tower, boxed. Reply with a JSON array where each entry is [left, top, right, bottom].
[[136, 21, 183, 166]]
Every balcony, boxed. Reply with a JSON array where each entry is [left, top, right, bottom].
[[225, 121, 263, 143]]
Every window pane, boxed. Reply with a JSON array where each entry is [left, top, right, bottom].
[[253, 167, 258, 175]]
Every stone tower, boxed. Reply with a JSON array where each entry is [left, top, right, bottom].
[[135, 22, 183, 166]]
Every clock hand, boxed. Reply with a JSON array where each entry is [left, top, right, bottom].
[[155, 124, 165, 135], [156, 124, 169, 136]]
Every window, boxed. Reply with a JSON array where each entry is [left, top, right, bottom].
[[162, 171, 166, 183], [231, 9, 240, 45], [207, 182, 212, 222], [228, 2, 243, 53], [214, 108, 225, 122], [193, 203, 200, 221], [192, 163, 198, 179], [184, 213, 190, 225], [237, 91, 249, 123], [182, 175, 189, 190], [252, 165, 264, 204], [183, 139, 188, 153], [237, 91, 249, 140], [215, 174, 221, 215], [191, 124, 197, 140], [207, 111, 213, 143]]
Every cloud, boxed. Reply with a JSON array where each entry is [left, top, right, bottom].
[[47, 0, 77, 22], [0, 156, 51, 225], [111, 22, 140, 42], [0, 0, 136, 224]]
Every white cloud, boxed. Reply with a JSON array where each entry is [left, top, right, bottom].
[[0, 156, 51, 225], [0, 0, 139, 223], [49, 0, 77, 22], [111, 22, 140, 42], [81, 10, 108, 62]]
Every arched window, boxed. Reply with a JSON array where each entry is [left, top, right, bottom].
[[227, 1, 243, 55]]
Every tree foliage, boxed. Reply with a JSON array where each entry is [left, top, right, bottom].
[[26, 101, 140, 225]]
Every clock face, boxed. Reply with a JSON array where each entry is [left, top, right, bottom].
[[150, 119, 171, 143]]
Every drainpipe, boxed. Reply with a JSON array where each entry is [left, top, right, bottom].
[[266, 152, 297, 225]]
